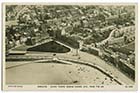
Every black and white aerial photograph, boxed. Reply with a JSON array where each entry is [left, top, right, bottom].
[[2, 3, 137, 90]]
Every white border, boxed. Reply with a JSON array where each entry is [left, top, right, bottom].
[[0, 0, 139, 93]]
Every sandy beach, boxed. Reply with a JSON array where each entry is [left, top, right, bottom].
[[6, 62, 118, 85]]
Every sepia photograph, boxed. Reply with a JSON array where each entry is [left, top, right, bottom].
[[2, 3, 137, 90]]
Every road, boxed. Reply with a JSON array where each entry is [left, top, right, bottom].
[[97, 28, 116, 46]]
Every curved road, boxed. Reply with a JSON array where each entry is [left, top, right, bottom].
[[97, 28, 117, 45]]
